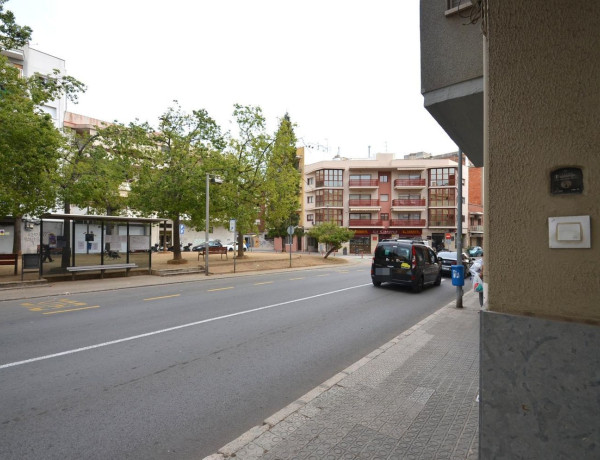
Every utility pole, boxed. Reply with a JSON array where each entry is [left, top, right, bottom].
[[456, 148, 464, 308]]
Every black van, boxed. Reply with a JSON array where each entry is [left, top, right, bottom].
[[371, 240, 442, 292]]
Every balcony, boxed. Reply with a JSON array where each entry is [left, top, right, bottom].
[[391, 198, 426, 207], [349, 179, 379, 188], [470, 225, 484, 233], [389, 219, 426, 227], [348, 199, 380, 207], [349, 219, 383, 227], [394, 179, 426, 188]]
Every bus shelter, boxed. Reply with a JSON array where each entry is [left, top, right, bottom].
[[38, 214, 164, 279]]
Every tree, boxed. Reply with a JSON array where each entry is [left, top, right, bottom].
[[307, 222, 355, 259], [264, 113, 301, 249], [0, 0, 31, 50], [211, 104, 274, 258], [127, 103, 224, 263]]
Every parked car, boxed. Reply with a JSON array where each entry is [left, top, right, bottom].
[[437, 251, 472, 276], [192, 241, 222, 251], [225, 241, 247, 252], [371, 239, 442, 293], [468, 246, 483, 257]]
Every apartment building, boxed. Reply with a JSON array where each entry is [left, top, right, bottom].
[[1, 44, 68, 130], [301, 153, 468, 254]]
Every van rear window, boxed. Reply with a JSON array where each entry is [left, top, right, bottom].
[[375, 245, 410, 262]]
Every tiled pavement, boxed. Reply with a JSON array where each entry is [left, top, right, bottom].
[[205, 291, 480, 460]]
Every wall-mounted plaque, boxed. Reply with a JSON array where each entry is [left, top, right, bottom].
[[551, 168, 583, 195]]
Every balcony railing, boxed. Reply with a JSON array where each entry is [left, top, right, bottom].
[[348, 199, 380, 207], [348, 219, 382, 227], [394, 179, 426, 187], [389, 219, 426, 227], [391, 198, 426, 207], [348, 179, 379, 187], [470, 225, 484, 232]]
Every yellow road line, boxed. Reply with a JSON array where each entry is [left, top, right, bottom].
[[144, 294, 181, 301], [207, 287, 234, 292], [289, 277, 305, 281], [254, 281, 273, 285], [317, 274, 330, 277], [43, 305, 101, 315]]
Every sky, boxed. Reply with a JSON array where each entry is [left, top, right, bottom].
[[8, 0, 457, 164]]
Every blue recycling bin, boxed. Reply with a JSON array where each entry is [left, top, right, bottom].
[[451, 264, 465, 286]]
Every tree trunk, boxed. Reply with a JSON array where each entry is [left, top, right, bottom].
[[172, 216, 182, 261], [236, 231, 245, 259], [12, 216, 22, 255], [61, 203, 71, 269], [324, 246, 337, 259]]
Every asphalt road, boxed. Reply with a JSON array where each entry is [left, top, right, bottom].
[[0, 261, 456, 459]]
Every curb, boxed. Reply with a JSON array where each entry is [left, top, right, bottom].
[[205, 290, 477, 459], [0, 258, 367, 301]]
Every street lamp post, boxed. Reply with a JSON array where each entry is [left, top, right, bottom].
[[205, 173, 210, 276], [205, 173, 223, 276]]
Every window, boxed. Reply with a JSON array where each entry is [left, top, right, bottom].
[[381, 213, 389, 221], [306, 177, 313, 186], [316, 169, 343, 187], [380, 194, 389, 202], [350, 213, 372, 220], [316, 189, 343, 207], [306, 214, 314, 221], [316, 208, 343, 226], [397, 193, 421, 200], [429, 209, 456, 226], [349, 174, 371, 181], [398, 172, 422, 180], [429, 188, 456, 206], [398, 212, 421, 220], [307, 196, 313, 204], [429, 168, 456, 187], [349, 193, 371, 200], [379, 175, 389, 183]]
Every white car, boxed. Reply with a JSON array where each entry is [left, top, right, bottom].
[[225, 241, 247, 252]]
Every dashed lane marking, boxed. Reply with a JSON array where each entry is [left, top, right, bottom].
[[43, 306, 101, 315], [144, 294, 181, 301]]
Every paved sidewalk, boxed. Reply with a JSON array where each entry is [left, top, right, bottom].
[[206, 292, 480, 460]]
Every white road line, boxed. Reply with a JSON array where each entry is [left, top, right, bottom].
[[1, 283, 371, 370]]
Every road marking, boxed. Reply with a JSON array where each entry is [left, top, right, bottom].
[[43, 306, 101, 315], [207, 287, 234, 292], [0, 283, 371, 370], [289, 277, 305, 281], [317, 274, 329, 277], [144, 294, 181, 301], [254, 281, 273, 285]]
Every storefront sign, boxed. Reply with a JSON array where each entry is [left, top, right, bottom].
[[399, 229, 422, 236]]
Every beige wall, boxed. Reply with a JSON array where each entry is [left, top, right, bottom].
[[486, 1, 600, 322]]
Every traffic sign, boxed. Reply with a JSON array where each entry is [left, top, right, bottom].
[[287, 226, 294, 235]]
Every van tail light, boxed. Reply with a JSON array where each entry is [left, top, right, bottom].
[[411, 246, 417, 270]]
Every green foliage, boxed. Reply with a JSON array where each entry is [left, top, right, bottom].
[[0, 0, 31, 51], [125, 103, 224, 259], [263, 113, 301, 238], [209, 105, 273, 242], [0, 72, 63, 217], [307, 222, 355, 258]]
